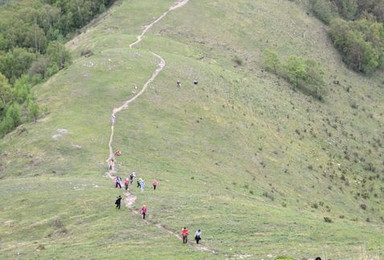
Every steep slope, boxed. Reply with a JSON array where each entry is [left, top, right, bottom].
[[0, 0, 383, 259]]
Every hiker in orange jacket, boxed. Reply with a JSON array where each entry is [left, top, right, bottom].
[[181, 227, 189, 243]]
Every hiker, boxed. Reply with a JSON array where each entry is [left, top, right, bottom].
[[124, 178, 129, 190], [141, 205, 147, 219], [177, 80, 181, 87], [153, 179, 159, 190], [115, 150, 121, 156], [140, 179, 146, 192], [193, 80, 198, 85], [129, 172, 136, 184], [115, 176, 122, 188], [137, 178, 143, 188], [314, 257, 322, 260], [111, 114, 116, 123], [195, 229, 202, 244], [181, 227, 189, 243], [115, 195, 122, 209], [109, 159, 115, 171]]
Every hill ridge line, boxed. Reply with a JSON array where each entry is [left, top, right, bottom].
[[103, 0, 216, 255]]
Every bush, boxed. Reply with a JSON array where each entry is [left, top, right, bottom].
[[333, 0, 358, 20], [262, 51, 326, 100], [28, 99, 39, 122], [310, 0, 338, 24], [264, 49, 281, 74], [284, 56, 325, 99]]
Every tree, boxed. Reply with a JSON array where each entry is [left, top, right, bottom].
[[334, 0, 358, 20], [0, 48, 35, 83], [310, 0, 338, 24], [28, 99, 39, 122], [329, 18, 383, 74], [263, 49, 281, 74], [0, 72, 12, 112], [29, 56, 50, 79], [46, 41, 72, 70], [5, 103, 21, 128]]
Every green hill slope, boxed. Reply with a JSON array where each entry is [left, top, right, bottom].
[[1, 0, 383, 259]]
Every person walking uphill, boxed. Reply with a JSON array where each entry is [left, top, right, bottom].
[[137, 178, 143, 188], [115, 176, 122, 188], [129, 172, 136, 184], [124, 178, 129, 191], [140, 179, 146, 192], [141, 205, 147, 219], [153, 179, 159, 190], [181, 227, 189, 244], [109, 159, 115, 171], [115, 195, 122, 209], [195, 229, 202, 244]]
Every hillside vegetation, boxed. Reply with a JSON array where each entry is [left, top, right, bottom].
[[0, 0, 116, 137], [310, 0, 384, 74], [1, 0, 384, 259]]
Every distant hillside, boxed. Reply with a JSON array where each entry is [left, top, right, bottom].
[[0, 0, 383, 259]]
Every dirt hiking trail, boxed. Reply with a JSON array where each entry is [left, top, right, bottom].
[[103, 0, 216, 255]]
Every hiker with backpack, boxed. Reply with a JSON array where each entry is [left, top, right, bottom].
[[129, 172, 136, 184], [195, 229, 202, 244]]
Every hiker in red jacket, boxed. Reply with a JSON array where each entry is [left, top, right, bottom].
[[181, 227, 189, 243], [141, 205, 147, 219], [124, 178, 129, 190]]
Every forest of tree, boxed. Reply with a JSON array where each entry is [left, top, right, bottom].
[[310, 0, 384, 74], [0, 0, 115, 137]]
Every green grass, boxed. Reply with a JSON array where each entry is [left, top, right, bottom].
[[0, 0, 383, 259], [0, 176, 211, 259]]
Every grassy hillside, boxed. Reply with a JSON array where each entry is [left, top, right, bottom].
[[1, 0, 383, 259]]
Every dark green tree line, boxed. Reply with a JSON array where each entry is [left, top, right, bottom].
[[310, 0, 384, 74]]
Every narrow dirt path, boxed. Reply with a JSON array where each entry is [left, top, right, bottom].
[[106, 52, 165, 163], [104, 0, 217, 255]]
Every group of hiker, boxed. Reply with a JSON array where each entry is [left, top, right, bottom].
[[106, 83, 325, 257], [113, 171, 159, 193], [181, 227, 201, 244], [176, 79, 198, 88], [109, 152, 202, 245]]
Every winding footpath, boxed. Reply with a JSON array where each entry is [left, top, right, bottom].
[[104, 0, 216, 255]]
